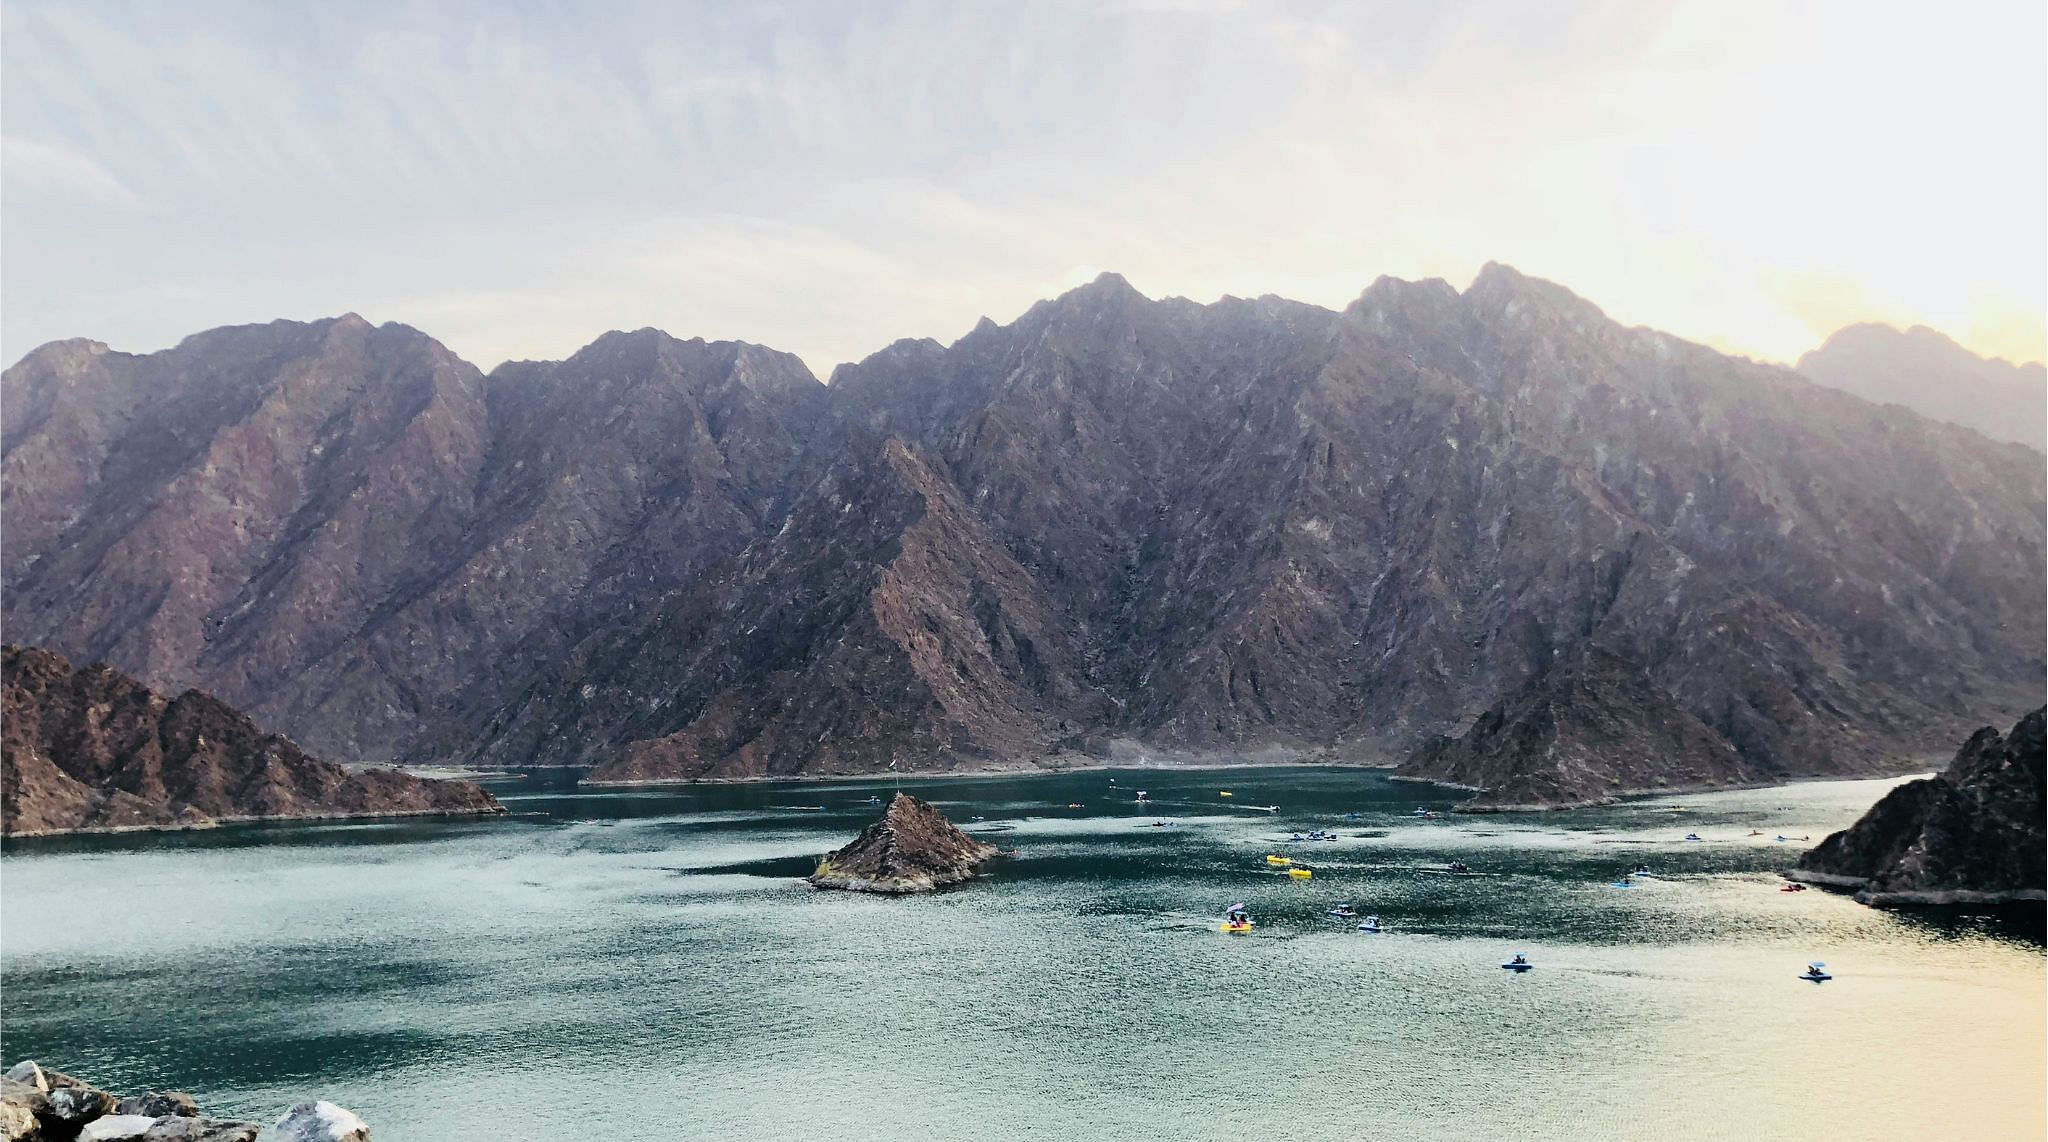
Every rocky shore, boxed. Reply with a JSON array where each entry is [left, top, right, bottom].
[[1790, 708, 2045, 906], [0, 1061, 368, 1141], [2, 646, 504, 837], [807, 792, 999, 893]]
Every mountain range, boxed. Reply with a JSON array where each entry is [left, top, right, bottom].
[[5, 266, 2042, 804], [1797, 323, 2045, 452]]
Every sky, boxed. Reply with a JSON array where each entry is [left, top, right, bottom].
[[4, 0, 2043, 377]]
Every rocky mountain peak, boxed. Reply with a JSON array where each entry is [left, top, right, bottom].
[[1462, 261, 1610, 325], [1797, 320, 2046, 451]]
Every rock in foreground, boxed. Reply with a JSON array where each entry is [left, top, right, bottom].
[[1792, 708, 2045, 906], [1399, 647, 1762, 810], [808, 793, 999, 893], [0, 1061, 272, 1141], [271, 1102, 370, 1142], [1, 645, 503, 837]]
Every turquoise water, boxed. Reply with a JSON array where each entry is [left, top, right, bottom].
[[2, 767, 2041, 1141]]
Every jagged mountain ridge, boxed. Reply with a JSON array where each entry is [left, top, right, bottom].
[[5, 266, 2042, 797]]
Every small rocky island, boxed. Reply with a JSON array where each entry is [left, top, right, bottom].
[[808, 792, 999, 893], [1, 646, 503, 837], [1791, 708, 2045, 906], [1, 1059, 370, 1141]]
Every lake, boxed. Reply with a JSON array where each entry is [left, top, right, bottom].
[[3, 767, 2041, 1141]]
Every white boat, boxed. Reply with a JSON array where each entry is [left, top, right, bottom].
[[1800, 961, 1832, 983], [1357, 915, 1382, 933]]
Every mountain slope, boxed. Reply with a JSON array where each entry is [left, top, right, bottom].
[[1797, 323, 2045, 452], [1401, 646, 1760, 809], [478, 434, 1103, 779], [2, 322, 824, 761], [5, 268, 2043, 792], [0, 645, 501, 836]]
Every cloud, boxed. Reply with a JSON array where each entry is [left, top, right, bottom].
[[2, 0, 2042, 371], [2, 136, 143, 207]]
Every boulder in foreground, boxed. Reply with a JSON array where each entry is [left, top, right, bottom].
[[808, 793, 999, 893], [272, 1101, 371, 1142], [1792, 708, 2045, 906], [0, 1061, 270, 1141]]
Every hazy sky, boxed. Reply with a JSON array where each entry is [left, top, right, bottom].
[[5, 0, 2043, 376]]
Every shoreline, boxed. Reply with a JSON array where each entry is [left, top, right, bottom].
[[1389, 769, 1935, 813], [1, 804, 506, 841], [1783, 869, 2047, 907], [576, 755, 1402, 788]]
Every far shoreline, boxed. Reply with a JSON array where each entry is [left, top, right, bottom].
[[571, 753, 1405, 788]]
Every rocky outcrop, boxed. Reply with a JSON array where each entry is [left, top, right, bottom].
[[1798, 323, 2045, 452], [270, 1103, 370, 1142], [0, 1061, 269, 1142], [1400, 646, 1761, 809], [6, 268, 2043, 794], [1791, 708, 2045, 905], [808, 792, 1000, 893], [1, 646, 502, 836]]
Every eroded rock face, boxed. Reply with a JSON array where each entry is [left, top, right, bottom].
[[1793, 709, 2046, 905], [5, 268, 2044, 794], [1400, 646, 1759, 809], [808, 792, 1000, 893], [0, 646, 502, 836]]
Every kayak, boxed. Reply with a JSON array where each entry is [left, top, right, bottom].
[[1800, 971, 1832, 982], [1327, 907, 1357, 918], [1265, 854, 1293, 865], [1287, 867, 1313, 879], [1502, 961, 1534, 972], [1608, 881, 1634, 889], [1221, 921, 1254, 934]]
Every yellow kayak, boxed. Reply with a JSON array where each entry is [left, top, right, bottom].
[[1287, 867, 1313, 879], [1219, 791, 1233, 798], [1221, 921, 1254, 933], [1265, 854, 1292, 865]]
